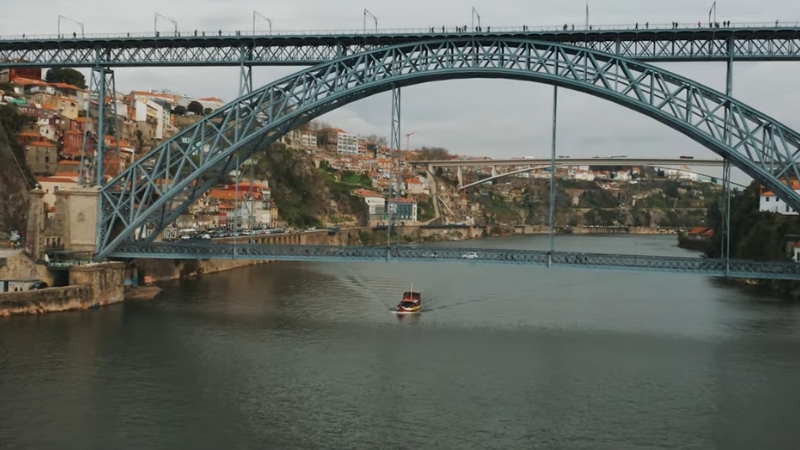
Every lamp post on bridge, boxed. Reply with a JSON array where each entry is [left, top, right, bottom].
[[57, 15, 84, 38], [253, 11, 272, 35], [363, 9, 378, 33], [154, 12, 178, 36], [471, 7, 481, 31], [708, 1, 717, 25]]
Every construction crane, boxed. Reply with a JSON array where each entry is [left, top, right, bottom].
[[405, 132, 415, 151]]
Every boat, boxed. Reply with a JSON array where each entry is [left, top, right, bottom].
[[395, 284, 421, 314]]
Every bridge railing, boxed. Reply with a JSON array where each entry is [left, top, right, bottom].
[[109, 242, 800, 279], [2, 22, 799, 41]]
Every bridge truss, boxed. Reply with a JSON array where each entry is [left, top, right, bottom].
[[109, 243, 800, 281], [2, 28, 800, 67], [94, 37, 800, 261]]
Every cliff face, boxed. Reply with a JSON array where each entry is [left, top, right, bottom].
[[0, 124, 33, 233], [252, 144, 368, 227]]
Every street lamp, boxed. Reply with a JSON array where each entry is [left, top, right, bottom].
[[363, 9, 378, 33], [471, 7, 481, 30], [155, 12, 178, 36], [708, 1, 717, 25], [58, 15, 85, 38], [253, 11, 272, 35]]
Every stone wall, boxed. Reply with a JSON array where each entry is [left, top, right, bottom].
[[134, 258, 269, 282], [0, 250, 55, 286], [0, 285, 92, 317], [0, 261, 125, 317], [69, 262, 125, 306]]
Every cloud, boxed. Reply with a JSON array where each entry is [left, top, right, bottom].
[[4, 0, 800, 185]]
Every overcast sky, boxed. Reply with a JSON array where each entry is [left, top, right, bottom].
[[4, 0, 800, 183]]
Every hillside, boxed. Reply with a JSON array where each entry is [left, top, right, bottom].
[[434, 172, 718, 228], [0, 109, 34, 233], [250, 143, 368, 227]]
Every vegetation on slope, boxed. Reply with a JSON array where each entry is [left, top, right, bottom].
[[249, 144, 368, 227], [0, 105, 35, 232], [704, 182, 800, 261]]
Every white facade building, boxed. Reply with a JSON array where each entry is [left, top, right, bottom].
[[760, 186, 799, 216], [337, 132, 359, 155]]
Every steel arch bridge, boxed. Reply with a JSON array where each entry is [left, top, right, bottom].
[[96, 37, 800, 259]]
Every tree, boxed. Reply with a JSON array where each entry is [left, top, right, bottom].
[[186, 101, 204, 116], [203, 107, 212, 115], [0, 104, 34, 136], [417, 146, 452, 160], [45, 68, 87, 89], [173, 105, 186, 116]]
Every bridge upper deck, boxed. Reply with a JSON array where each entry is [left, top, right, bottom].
[[2, 25, 800, 67]]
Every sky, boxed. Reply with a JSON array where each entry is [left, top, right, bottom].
[[3, 0, 800, 184]]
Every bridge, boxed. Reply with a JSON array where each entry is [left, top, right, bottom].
[[413, 158, 729, 189], [415, 158, 725, 168], [108, 242, 800, 281], [6, 21, 800, 279], [2, 25, 800, 67]]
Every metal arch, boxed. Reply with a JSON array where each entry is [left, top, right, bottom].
[[95, 37, 800, 259]]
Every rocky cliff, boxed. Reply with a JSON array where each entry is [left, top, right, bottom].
[[0, 124, 33, 233], [251, 144, 368, 227]]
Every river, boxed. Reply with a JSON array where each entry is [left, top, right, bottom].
[[2, 235, 800, 449]]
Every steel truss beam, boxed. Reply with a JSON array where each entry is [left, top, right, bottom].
[[108, 242, 800, 281], [387, 86, 401, 247], [95, 38, 800, 259], [3, 29, 800, 67], [79, 67, 120, 187]]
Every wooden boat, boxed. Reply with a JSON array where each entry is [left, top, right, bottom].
[[395, 284, 421, 314]]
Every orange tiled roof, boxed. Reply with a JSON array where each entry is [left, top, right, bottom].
[[687, 226, 709, 236], [36, 176, 76, 183], [12, 77, 47, 86], [49, 82, 80, 90], [353, 189, 383, 198], [27, 140, 56, 148]]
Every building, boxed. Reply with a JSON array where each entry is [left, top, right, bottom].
[[0, 67, 42, 83], [760, 181, 800, 215], [25, 141, 58, 175], [299, 131, 317, 147], [35, 175, 77, 209], [387, 198, 418, 223], [353, 189, 386, 222], [337, 131, 359, 155]]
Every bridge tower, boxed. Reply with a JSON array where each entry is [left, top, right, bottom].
[[78, 68, 121, 187]]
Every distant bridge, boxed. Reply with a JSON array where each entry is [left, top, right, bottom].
[[109, 243, 800, 281], [415, 158, 725, 168]]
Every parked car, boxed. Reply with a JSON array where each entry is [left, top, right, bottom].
[[29, 281, 48, 290], [462, 252, 478, 260]]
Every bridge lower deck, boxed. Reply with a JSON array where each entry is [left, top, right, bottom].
[[108, 243, 800, 280]]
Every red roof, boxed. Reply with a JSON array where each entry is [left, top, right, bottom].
[[36, 176, 76, 183], [27, 140, 56, 148]]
